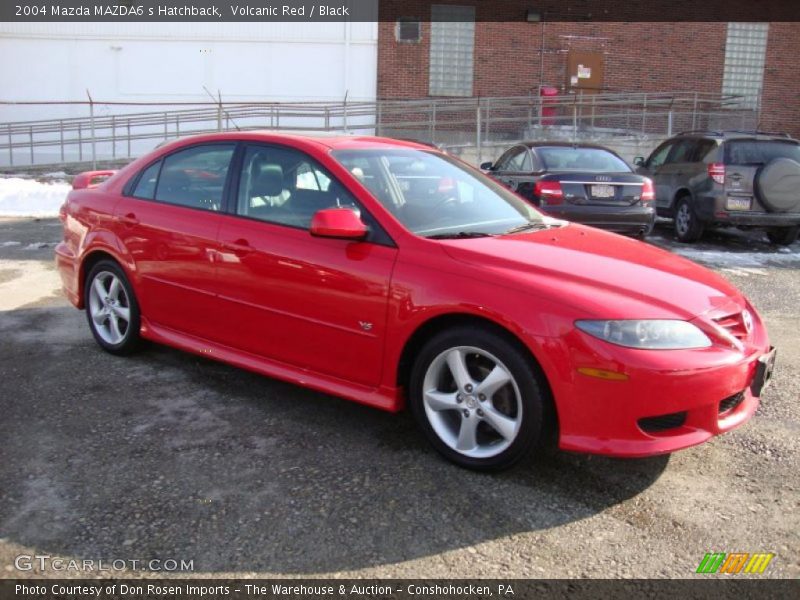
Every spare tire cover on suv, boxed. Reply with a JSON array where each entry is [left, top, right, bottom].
[[755, 158, 800, 212]]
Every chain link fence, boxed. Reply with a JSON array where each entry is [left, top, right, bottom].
[[0, 92, 758, 170]]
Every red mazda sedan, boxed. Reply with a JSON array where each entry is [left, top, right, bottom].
[[56, 132, 775, 470]]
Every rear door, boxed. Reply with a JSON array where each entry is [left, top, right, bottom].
[[638, 140, 674, 209], [114, 143, 236, 341], [214, 143, 398, 387]]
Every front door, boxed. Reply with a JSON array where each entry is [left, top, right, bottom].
[[214, 143, 398, 387]]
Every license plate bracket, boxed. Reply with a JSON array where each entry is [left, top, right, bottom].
[[591, 184, 615, 199], [750, 346, 776, 397]]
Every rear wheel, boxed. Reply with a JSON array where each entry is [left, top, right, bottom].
[[674, 197, 704, 243], [85, 260, 142, 355], [766, 226, 799, 246], [409, 327, 547, 471]]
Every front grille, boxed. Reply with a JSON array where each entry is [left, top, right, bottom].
[[719, 391, 745, 415], [638, 411, 688, 433], [713, 311, 749, 341]]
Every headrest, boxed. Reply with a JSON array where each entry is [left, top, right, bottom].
[[252, 164, 284, 197]]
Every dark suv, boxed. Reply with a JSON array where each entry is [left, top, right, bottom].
[[634, 131, 800, 244]]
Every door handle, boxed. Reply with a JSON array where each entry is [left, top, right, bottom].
[[117, 213, 139, 226], [222, 239, 252, 256]]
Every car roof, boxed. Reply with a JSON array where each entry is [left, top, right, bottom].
[[521, 141, 620, 151], [673, 130, 797, 142], [158, 131, 437, 153]]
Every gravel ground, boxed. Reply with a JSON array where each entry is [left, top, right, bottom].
[[0, 217, 798, 579]]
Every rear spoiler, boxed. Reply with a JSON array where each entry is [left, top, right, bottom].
[[72, 170, 116, 190]]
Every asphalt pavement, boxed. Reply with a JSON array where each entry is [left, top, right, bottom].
[[0, 217, 798, 578]]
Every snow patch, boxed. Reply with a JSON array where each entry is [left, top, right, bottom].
[[1, 241, 21, 247], [0, 177, 70, 217], [671, 247, 800, 268]]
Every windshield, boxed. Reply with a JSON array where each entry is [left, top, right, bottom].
[[537, 146, 631, 172], [724, 140, 800, 165], [330, 149, 543, 238]]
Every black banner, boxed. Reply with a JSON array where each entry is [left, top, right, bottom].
[[2, 0, 800, 22], [2, 579, 798, 600]]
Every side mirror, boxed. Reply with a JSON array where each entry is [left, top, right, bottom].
[[310, 208, 368, 240], [480, 161, 494, 171], [633, 156, 645, 167]]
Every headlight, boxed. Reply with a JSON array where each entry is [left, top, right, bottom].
[[575, 319, 712, 350]]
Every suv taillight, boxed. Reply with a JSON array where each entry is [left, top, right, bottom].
[[708, 163, 725, 185], [534, 180, 564, 205], [641, 178, 655, 204]]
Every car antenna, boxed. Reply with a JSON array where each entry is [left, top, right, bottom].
[[203, 86, 241, 132]]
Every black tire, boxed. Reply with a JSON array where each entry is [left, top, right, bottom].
[[674, 197, 704, 243], [408, 326, 549, 471], [766, 226, 799, 246], [84, 259, 143, 355]]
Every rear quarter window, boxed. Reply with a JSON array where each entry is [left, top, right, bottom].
[[724, 140, 800, 165]]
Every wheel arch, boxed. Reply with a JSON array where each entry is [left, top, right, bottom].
[[395, 312, 559, 438], [78, 248, 130, 308], [670, 186, 693, 211]]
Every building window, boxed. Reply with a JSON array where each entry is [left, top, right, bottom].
[[396, 18, 421, 43], [429, 5, 475, 97], [722, 22, 769, 110]]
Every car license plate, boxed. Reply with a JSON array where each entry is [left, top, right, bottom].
[[591, 185, 615, 198], [750, 347, 776, 397], [726, 197, 751, 211]]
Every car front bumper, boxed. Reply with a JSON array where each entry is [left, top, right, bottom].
[[543, 325, 772, 457]]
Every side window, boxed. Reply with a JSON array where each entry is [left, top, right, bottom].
[[666, 140, 695, 164], [131, 160, 161, 200], [236, 145, 362, 230], [646, 142, 673, 169], [495, 147, 524, 172], [692, 139, 717, 162], [154, 144, 235, 212], [521, 149, 533, 172], [505, 147, 528, 172]]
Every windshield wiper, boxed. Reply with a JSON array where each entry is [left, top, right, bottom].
[[503, 222, 550, 235], [426, 231, 494, 240]]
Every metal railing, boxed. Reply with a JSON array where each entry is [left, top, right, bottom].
[[0, 91, 758, 169]]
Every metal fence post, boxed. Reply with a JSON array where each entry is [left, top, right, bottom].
[[7, 124, 12, 167], [111, 115, 116, 160], [572, 98, 578, 141], [127, 119, 131, 158], [476, 100, 482, 166], [375, 102, 380, 136], [59, 120, 64, 163], [430, 100, 437, 144], [87, 90, 96, 169], [164, 112, 168, 140], [667, 111, 673, 137], [691, 92, 698, 130], [78, 123, 83, 162], [29, 126, 34, 165]]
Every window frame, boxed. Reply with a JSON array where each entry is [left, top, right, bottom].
[[646, 141, 675, 169]]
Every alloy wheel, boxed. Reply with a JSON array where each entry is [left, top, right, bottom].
[[422, 346, 523, 458], [88, 271, 131, 345]]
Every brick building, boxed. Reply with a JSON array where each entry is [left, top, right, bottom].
[[377, 3, 800, 137]]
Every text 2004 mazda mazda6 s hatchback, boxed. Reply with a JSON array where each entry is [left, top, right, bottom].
[[56, 132, 776, 470]]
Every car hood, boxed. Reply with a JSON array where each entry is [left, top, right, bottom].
[[438, 223, 744, 320]]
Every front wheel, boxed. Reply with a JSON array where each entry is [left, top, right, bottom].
[[766, 226, 799, 246], [85, 260, 142, 355], [409, 327, 547, 471]]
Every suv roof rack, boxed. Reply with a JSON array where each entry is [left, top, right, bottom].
[[675, 129, 791, 138]]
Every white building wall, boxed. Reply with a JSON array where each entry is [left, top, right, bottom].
[[0, 20, 378, 122]]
